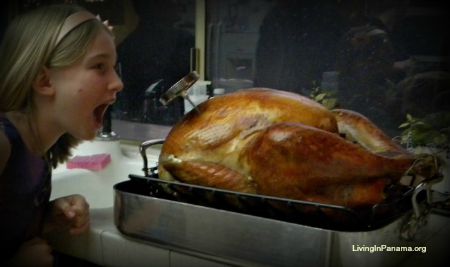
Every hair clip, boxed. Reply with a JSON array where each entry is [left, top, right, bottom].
[[96, 14, 114, 32]]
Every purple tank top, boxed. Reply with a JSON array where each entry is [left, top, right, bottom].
[[0, 115, 51, 261]]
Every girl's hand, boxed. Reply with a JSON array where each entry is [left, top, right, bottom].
[[7, 237, 53, 267], [45, 194, 90, 235]]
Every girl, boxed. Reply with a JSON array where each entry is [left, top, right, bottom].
[[0, 4, 123, 266]]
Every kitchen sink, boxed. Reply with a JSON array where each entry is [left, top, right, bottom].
[[51, 139, 158, 209]]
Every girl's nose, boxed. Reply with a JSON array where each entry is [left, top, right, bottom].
[[109, 69, 124, 93]]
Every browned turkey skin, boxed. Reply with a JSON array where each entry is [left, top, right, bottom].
[[159, 88, 414, 208]]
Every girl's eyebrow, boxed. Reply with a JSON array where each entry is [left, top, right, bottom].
[[85, 53, 111, 61], [84, 52, 117, 65]]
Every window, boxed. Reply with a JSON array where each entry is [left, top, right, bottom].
[[115, 0, 196, 128], [205, 0, 450, 139], [113, 0, 196, 140]]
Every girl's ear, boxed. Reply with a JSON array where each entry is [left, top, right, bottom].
[[33, 67, 55, 96]]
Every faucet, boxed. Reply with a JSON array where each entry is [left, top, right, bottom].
[[96, 106, 118, 141], [96, 62, 121, 141]]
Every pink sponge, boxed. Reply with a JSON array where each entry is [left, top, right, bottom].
[[67, 154, 111, 171]]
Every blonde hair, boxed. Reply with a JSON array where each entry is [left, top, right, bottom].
[[0, 4, 112, 167], [0, 4, 109, 112]]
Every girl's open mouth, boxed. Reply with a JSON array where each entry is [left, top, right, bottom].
[[93, 103, 109, 127]]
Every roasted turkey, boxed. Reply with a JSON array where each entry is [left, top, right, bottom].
[[158, 88, 414, 208]]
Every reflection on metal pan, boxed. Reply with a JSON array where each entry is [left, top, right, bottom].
[[124, 174, 420, 231]]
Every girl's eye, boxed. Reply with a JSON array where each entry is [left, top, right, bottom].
[[114, 63, 122, 77], [93, 63, 106, 71]]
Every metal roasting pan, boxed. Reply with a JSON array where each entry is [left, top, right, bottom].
[[114, 173, 432, 267]]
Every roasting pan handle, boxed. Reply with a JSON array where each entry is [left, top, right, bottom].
[[401, 178, 444, 241], [139, 139, 165, 177], [411, 182, 428, 218]]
